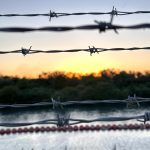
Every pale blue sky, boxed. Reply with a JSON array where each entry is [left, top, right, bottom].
[[0, 0, 150, 77]]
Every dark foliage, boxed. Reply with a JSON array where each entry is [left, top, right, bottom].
[[0, 70, 150, 104]]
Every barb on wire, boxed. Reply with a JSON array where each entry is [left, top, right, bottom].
[[110, 6, 118, 24], [49, 10, 58, 21], [1, 9, 150, 21], [0, 112, 149, 127], [94, 20, 107, 33], [56, 114, 70, 127], [51, 97, 63, 109], [21, 46, 32, 56], [126, 94, 140, 108], [1, 46, 150, 56], [88, 46, 99, 56], [137, 112, 150, 124], [94, 20, 118, 34]]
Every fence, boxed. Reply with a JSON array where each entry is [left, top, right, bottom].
[[0, 112, 150, 127], [0, 7, 150, 132], [0, 96, 149, 128]]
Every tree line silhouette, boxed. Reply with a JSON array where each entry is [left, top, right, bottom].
[[0, 69, 150, 104]]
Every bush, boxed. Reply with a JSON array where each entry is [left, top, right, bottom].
[[0, 86, 21, 103]]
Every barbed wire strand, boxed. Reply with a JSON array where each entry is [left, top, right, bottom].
[[0, 95, 149, 109], [0, 22, 150, 33], [0, 112, 149, 127], [1, 46, 150, 56], [0, 9, 150, 20]]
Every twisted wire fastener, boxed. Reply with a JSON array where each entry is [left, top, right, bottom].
[[127, 94, 140, 108], [110, 6, 118, 24], [56, 114, 70, 127], [94, 20, 107, 33], [49, 10, 58, 21], [94, 20, 118, 34], [88, 46, 99, 56], [51, 98, 63, 109], [137, 112, 150, 124], [21, 46, 32, 56], [132, 94, 140, 107], [144, 112, 150, 124]]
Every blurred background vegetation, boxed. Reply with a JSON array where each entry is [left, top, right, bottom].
[[0, 69, 150, 104]]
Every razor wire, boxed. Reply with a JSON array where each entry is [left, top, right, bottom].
[[0, 22, 150, 33], [0, 95, 148, 109], [0, 112, 150, 127], [0, 46, 150, 56], [0, 7, 150, 21]]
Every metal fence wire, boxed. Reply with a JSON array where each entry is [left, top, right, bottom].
[[0, 96, 150, 127], [0, 46, 150, 56], [0, 22, 150, 33], [0, 95, 147, 109], [0, 112, 150, 127], [0, 7, 150, 21]]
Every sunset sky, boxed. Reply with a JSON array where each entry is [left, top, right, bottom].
[[0, 0, 150, 78]]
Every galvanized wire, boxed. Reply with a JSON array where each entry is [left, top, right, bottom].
[[0, 9, 150, 21], [0, 22, 150, 33], [0, 112, 149, 127], [0, 46, 150, 56], [0, 95, 149, 109]]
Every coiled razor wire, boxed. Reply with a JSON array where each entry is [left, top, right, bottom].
[[0, 112, 150, 127], [0, 22, 150, 33], [0, 46, 150, 56]]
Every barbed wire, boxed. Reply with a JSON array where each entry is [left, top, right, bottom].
[[0, 22, 150, 33], [0, 112, 149, 127], [1, 46, 150, 56], [0, 8, 150, 21], [0, 95, 149, 109]]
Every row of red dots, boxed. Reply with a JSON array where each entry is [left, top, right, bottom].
[[0, 124, 149, 135]]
